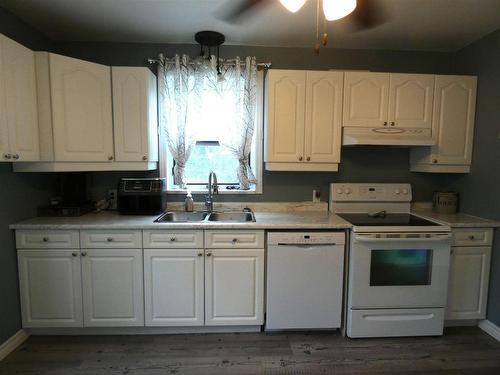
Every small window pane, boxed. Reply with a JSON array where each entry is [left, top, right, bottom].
[[370, 249, 433, 286], [184, 144, 239, 184]]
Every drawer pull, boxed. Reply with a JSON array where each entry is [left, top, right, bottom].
[[206, 253, 212, 257], [72, 252, 78, 257], [81, 252, 87, 257], [170, 237, 176, 242], [42, 237, 49, 242], [106, 237, 113, 242], [468, 235, 475, 240], [232, 238, 238, 244], [198, 253, 203, 257]]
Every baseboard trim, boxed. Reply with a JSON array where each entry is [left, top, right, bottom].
[[0, 329, 30, 361], [478, 320, 500, 342]]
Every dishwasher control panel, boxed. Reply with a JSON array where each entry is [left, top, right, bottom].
[[267, 232, 345, 246]]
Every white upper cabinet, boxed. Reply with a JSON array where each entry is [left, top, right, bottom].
[[112, 67, 158, 162], [0, 34, 39, 162], [266, 70, 306, 163], [388, 74, 434, 129], [410, 75, 477, 173], [266, 69, 342, 171], [48, 53, 113, 162], [343, 72, 389, 128]]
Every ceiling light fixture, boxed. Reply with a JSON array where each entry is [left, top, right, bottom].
[[323, 0, 356, 21], [279, 0, 307, 13]]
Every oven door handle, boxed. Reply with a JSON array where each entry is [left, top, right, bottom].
[[353, 233, 452, 243]]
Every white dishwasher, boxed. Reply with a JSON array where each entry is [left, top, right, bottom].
[[266, 231, 345, 330]]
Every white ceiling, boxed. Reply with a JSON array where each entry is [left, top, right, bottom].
[[1, 0, 500, 51]]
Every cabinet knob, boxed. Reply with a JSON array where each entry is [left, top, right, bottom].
[[298, 156, 303, 161], [469, 235, 475, 240], [12, 154, 19, 159], [170, 237, 176, 242], [42, 237, 49, 242], [206, 253, 212, 257], [306, 156, 311, 161], [108, 156, 114, 161], [4, 153, 12, 159], [383, 121, 388, 126], [198, 253, 203, 257], [106, 237, 113, 242], [390, 122, 395, 126], [231, 238, 238, 244], [432, 159, 438, 164], [72, 252, 78, 257], [450, 249, 454, 255], [81, 252, 87, 257], [142, 155, 148, 160]]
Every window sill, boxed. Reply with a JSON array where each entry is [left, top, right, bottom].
[[167, 185, 262, 195]]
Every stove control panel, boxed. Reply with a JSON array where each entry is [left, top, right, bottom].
[[330, 183, 412, 202]]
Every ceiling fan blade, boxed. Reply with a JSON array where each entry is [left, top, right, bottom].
[[215, 0, 272, 23], [348, 0, 388, 31]]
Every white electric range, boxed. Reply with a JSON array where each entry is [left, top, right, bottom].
[[330, 183, 452, 338]]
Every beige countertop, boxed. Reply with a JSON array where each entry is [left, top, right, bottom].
[[10, 210, 352, 230], [412, 210, 500, 228]]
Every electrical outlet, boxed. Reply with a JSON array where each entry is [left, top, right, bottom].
[[107, 189, 118, 210], [312, 189, 321, 203]]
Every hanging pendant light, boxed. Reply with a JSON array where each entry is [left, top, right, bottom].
[[280, 0, 307, 13], [323, 0, 356, 21]]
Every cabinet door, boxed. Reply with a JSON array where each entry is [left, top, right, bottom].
[[0, 35, 39, 161], [304, 71, 343, 163], [388, 74, 434, 129], [266, 70, 306, 163], [446, 246, 491, 320], [205, 249, 264, 326], [112, 67, 158, 162], [0, 36, 9, 159], [82, 249, 144, 327], [431, 75, 477, 165], [18, 249, 83, 328], [144, 249, 204, 326], [50, 53, 113, 161], [343, 72, 389, 128]]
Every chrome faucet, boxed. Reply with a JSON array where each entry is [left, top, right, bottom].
[[205, 171, 218, 213]]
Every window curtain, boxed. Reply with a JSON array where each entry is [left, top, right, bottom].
[[157, 54, 201, 188], [221, 56, 258, 190]]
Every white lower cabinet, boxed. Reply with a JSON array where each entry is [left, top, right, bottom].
[[205, 249, 264, 326], [18, 249, 83, 328], [81, 248, 144, 327], [144, 249, 204, 326]]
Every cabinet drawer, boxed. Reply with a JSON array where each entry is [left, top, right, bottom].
[[80, 230, 142, 248], [143, 230, 203, 248], [452, 228, 493, 247], [16, 230, 79, 249], [205, 230, 264, 249]]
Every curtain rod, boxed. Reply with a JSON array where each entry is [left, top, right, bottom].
[[147, 58, 272, 69]]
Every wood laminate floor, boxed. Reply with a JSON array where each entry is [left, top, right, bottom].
[[1, 327, 500, 375]]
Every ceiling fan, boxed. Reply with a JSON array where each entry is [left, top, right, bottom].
[[216, 0, 387, 53]]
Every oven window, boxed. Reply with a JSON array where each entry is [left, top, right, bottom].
[[370, 249, 432, 286]]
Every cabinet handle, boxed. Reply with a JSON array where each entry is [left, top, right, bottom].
[[108, 156, 114, 161], [81, 252, 87, 257], [469, 235, 475, 240], [231, 238, 238, 245], [72, 252, 78, 257], [450, 249, 454, 255], [306, 156, 311, 161], [198, 253, 203, 257], [12, 154, 19, 159], [432, 159, 438, 164], [206, 253, 212, 257], [298, 156, 303, 161], [106, 237, 113, 242], [383, 121, 388, 126], [142, 155, 148, 160], [390, 122, 395, 126], [42, 237, 49, 242], [4, 153, 12, 159]]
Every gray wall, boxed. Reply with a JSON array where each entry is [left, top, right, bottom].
[[451, 30, 500, 326], [0, 7, 57, 344], [53, 41, 459, 203]]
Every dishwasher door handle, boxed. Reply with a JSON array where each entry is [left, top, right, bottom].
[[276, 243, 338, 247]]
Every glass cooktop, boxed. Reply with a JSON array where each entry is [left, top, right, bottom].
[[336, 213, 440, 227]]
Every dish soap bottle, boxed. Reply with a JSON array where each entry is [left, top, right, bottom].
[[184, 191, 194, 212]]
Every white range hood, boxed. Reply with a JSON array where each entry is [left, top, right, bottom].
[[342, 127, 436, 146]]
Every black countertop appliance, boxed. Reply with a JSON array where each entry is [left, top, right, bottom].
[[118, 178, 167, 215]]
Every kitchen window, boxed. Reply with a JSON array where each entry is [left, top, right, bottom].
[[158, 55, 263, 194]]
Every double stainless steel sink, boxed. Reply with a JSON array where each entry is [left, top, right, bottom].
[[155, 210, 256, 223]]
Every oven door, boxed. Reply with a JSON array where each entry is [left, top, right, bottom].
[[348, 232, 452, 309]]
